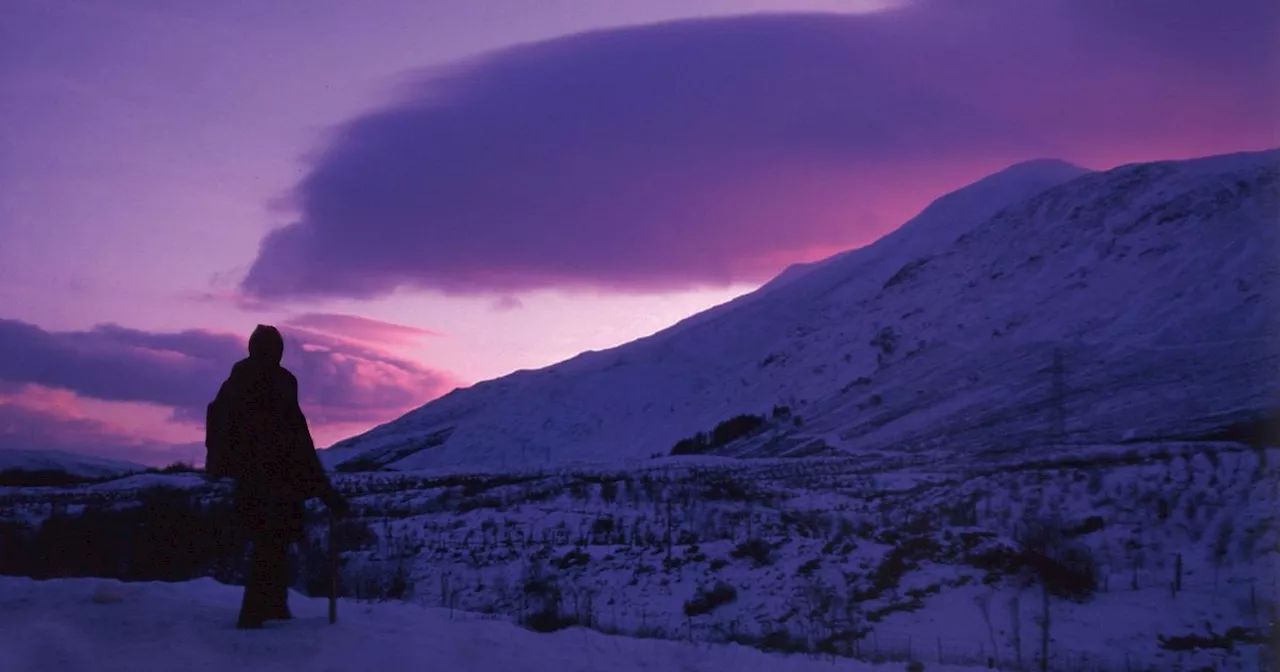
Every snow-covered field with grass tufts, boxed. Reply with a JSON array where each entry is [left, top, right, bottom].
[[0, 575, 997, 672], [3, 441, 1276, 670]]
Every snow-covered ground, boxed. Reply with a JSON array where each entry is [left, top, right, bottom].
[[4, 441, 1275, 671], [0, 575, 987, 672]]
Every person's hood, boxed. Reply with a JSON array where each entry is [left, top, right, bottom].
[[247, 324, 284, 364]]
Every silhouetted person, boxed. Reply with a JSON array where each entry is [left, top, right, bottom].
[[206, 324, 349, 629]]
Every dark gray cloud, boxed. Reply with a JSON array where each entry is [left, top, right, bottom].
[[0, 318, 455, 426], [0, 319, 236, 412], [241, 0, 1279, 301]]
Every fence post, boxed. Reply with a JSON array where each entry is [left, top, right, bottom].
[[1173, 553, 1182, 597], [1040, 582, 1050, 672], [665, 497, 673, 565]]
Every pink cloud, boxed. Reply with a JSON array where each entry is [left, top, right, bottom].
[[0, 318, 459, 449], [0, 395, 203, 467], [266, 326, 461, 426], [284, 312, 444, 345], [240, 0, 1278, 302]]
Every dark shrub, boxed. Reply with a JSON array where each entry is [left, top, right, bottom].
[[731, 538, 775, 567], [711, 414, 767, 445], [1063, 516, 1105, 538], [1016, 521, 1100, 601], [671, 432, 711, 456], [555, 548, 591, 570], [683, 581, 738, 617], [670, 413, 769, 456], [865, 546, 913, 598], [155, 461, 200, 474], [1158, 627, 1267, 651], [870, 326, 899, 355], [759, 628, 808, 653], [0, 470, 102, 487], [700, 475, 753, 501], [523, 606, 575, 633]]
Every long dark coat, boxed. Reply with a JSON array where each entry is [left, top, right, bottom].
[[207, 356, 329, 542]]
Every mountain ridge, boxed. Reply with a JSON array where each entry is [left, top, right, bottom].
[[323, 148, 1279, 472]]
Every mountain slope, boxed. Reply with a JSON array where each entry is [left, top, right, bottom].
[[325, 149, 1278, 472]]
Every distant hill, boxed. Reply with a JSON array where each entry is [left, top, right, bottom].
[[0, 448, 146, 487]]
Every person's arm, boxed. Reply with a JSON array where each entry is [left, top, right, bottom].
[[204, 378, 235, 480], [281, 372, 348, 512]]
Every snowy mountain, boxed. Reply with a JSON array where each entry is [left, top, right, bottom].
[[0, 448, 145, 484], [323, 149, 1279, 472]]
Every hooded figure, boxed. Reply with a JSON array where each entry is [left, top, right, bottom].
[[207, 324, 348, 629]]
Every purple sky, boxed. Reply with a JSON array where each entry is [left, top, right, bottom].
[[1, 0, 1276, 465]]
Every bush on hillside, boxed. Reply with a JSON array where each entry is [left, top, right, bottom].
[[153, 461, 200, 474], [1015, 520, 1100, 601], [711, 414, 767, 445], [669, 414, 769, 456], [683, 581, 738, 617], [671, 432, 712, 456]]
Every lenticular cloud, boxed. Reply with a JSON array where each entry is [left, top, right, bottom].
[[241, 1, 1279, 301]]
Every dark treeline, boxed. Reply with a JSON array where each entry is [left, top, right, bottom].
[[0, 488, 369, 597]]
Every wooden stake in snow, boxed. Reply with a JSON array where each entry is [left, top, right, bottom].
[[329, 511, 339, 625], [1039, 582, 1050, 672], [1173, 553, 1183, 597], [665, 496, 673, 564]]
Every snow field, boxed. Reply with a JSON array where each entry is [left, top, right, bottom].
[[0, 575, 991, 672]]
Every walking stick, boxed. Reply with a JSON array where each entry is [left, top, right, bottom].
[[329, 509, 338, 624]]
